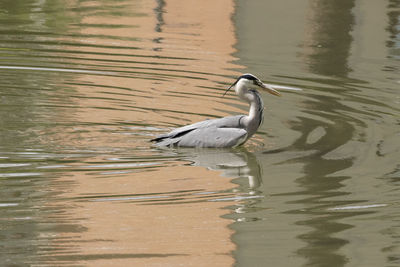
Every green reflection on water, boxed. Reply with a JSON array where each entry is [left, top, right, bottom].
[[233, 0, 400, 266]]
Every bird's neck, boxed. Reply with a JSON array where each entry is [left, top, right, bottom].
[[240, 89, 264, 135]]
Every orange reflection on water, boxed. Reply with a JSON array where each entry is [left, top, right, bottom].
[[43, 0, 241, 265], [47, 165, 235, 266], [61, 0, 243, 129]]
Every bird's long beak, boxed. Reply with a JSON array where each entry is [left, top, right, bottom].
[[259, 82, 281, 96], [259, 82, 302, 96]]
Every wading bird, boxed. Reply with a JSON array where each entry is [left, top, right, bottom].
[[151, 73, 301, 148]]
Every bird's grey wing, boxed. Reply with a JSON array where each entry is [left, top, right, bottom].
[[151, 115, 244, 143], [176, 127, 248, 148]]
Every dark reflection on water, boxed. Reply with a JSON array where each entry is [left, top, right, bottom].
[[304, 0, 355, 77], [234, 0, 400, 266], [280, 114, 360, 266]]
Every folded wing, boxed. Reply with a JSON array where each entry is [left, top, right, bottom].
[[151, 115, 247, 148]]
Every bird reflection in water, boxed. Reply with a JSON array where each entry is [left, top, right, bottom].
[[183, 148, 263, 218]]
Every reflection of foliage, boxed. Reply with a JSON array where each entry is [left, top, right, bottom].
[[0, 0, 29, 14], [306, 0, 356, 77], [41, 1, 80, 32], [0, 0, 146, 33], [387, 0, 400, 49], [0, 0, 81, 149], [0, 0, 81, 33]]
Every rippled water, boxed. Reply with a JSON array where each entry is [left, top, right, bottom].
[[0, 0, 399, 266]]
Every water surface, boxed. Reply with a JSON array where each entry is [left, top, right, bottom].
[[0, 0, 399, 266]]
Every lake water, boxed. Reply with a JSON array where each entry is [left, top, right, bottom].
[[0, 0, 399, 266]]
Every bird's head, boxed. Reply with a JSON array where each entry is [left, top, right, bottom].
[[223, 73, 280, 97], [223, 73, 302, 97]]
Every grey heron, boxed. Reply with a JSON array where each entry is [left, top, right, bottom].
[[151, 73, 301, 148]]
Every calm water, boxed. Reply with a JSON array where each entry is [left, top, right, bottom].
[[0, 0, 399, 266]]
